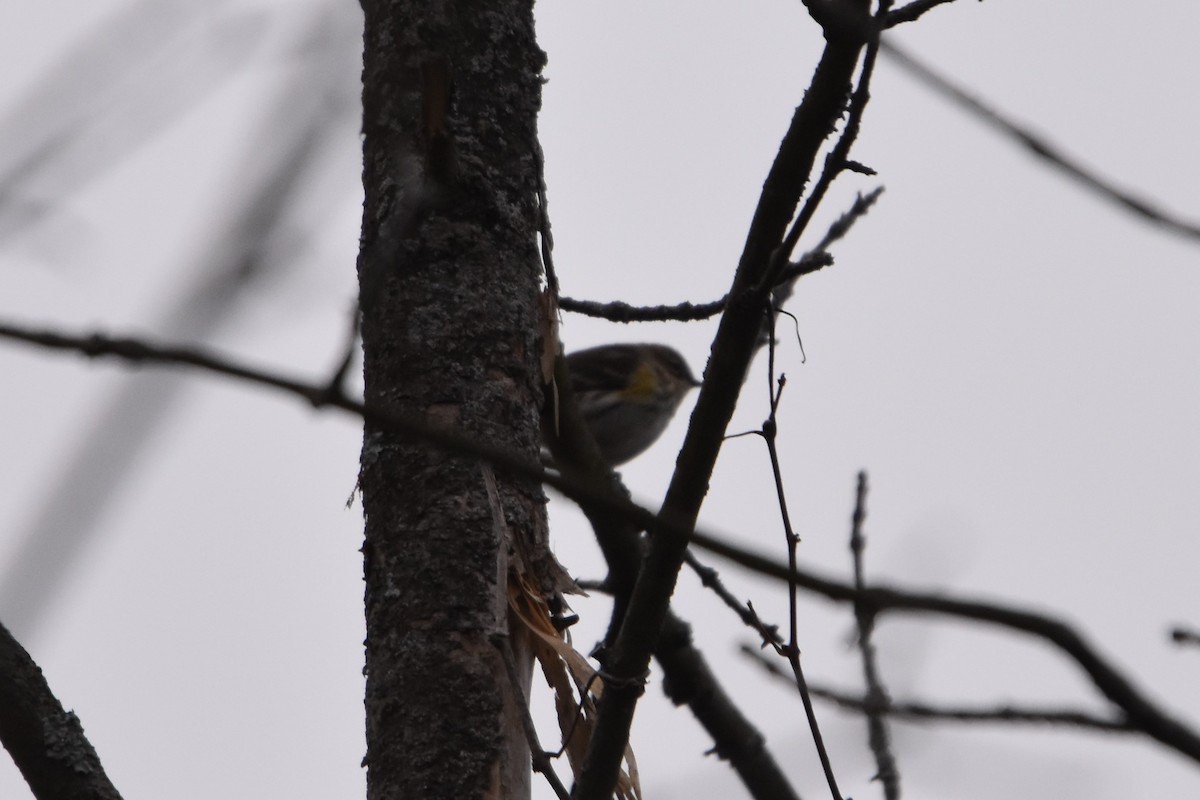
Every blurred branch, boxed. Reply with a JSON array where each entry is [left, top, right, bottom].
[[740, 644, 1136, 734], [0, 3, 361, 637], [688, 527, 1200, 767], [0, 619, 122, 800], [1171, 627, 1200, 650], [0, 0, 270, 242], [880, 38, 1200, 243], [847, 472, 900, 800]]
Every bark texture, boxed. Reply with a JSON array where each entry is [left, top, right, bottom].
[[0, 620, 122, 800], [358, 2, 547, 798]]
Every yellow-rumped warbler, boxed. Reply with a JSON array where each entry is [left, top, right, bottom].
[[564, 343, 700, 466]]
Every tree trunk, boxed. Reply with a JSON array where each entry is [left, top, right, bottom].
[[358, 2, 547, 798]]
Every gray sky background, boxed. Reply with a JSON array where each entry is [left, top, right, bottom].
[[1, 1, 1198, 798]]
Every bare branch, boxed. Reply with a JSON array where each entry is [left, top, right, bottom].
[[558, 295, 727, 323], [1171, 627, 1200, 650], [7, 318, 1196, 773], [683, 553, 783, 649], [765, 12, 885, 288], [760, 335, 845, 800], [0, 0, 265, 242], [848, 472, 900, 800], [0, 619, 123, 800], [17, 312, 1192, 787], [689, 527, 1200, 766], [880, 38, 1200, 243], [884, 0, 961, 27], [558, 251, 832, 323], [655, 615, 800, 800], [557, 183, 880, 326], [741, 645, 1135, 734], [0, 6, 360, 634], [0, 317, 802, 800], [736, 15, 896, 794], [577, 16, 876, 780]]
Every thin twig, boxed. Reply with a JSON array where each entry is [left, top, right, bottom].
[[811, 187, 885, 256], [883, 0, 959, 27], [558, 295, 726, 323], [880, 38, 1200, 243], [683, 552, 783, 648], [740, 645, 1135, 734], [761, 316, 844, 800], [558, 252, 832, 323], [770, 187, 882, 316], [595, 552, 790, 655], [571, 5, 876, 790], [689, 527, 1200, 766], [558, 181, 880, 326], [763, 3, 885, 291], [848, 472, 900, 799]]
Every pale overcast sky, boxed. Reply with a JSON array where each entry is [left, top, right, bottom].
[[1, 1, 1198, 798]]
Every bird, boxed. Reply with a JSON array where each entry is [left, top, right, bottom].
[[562, 343, 700, 465]]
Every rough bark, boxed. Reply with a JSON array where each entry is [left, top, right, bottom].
[[0, 620, 122, 800], [358, 2, 547, 798]]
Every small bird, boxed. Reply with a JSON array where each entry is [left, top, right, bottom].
[[564, 343, 701, 466]]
